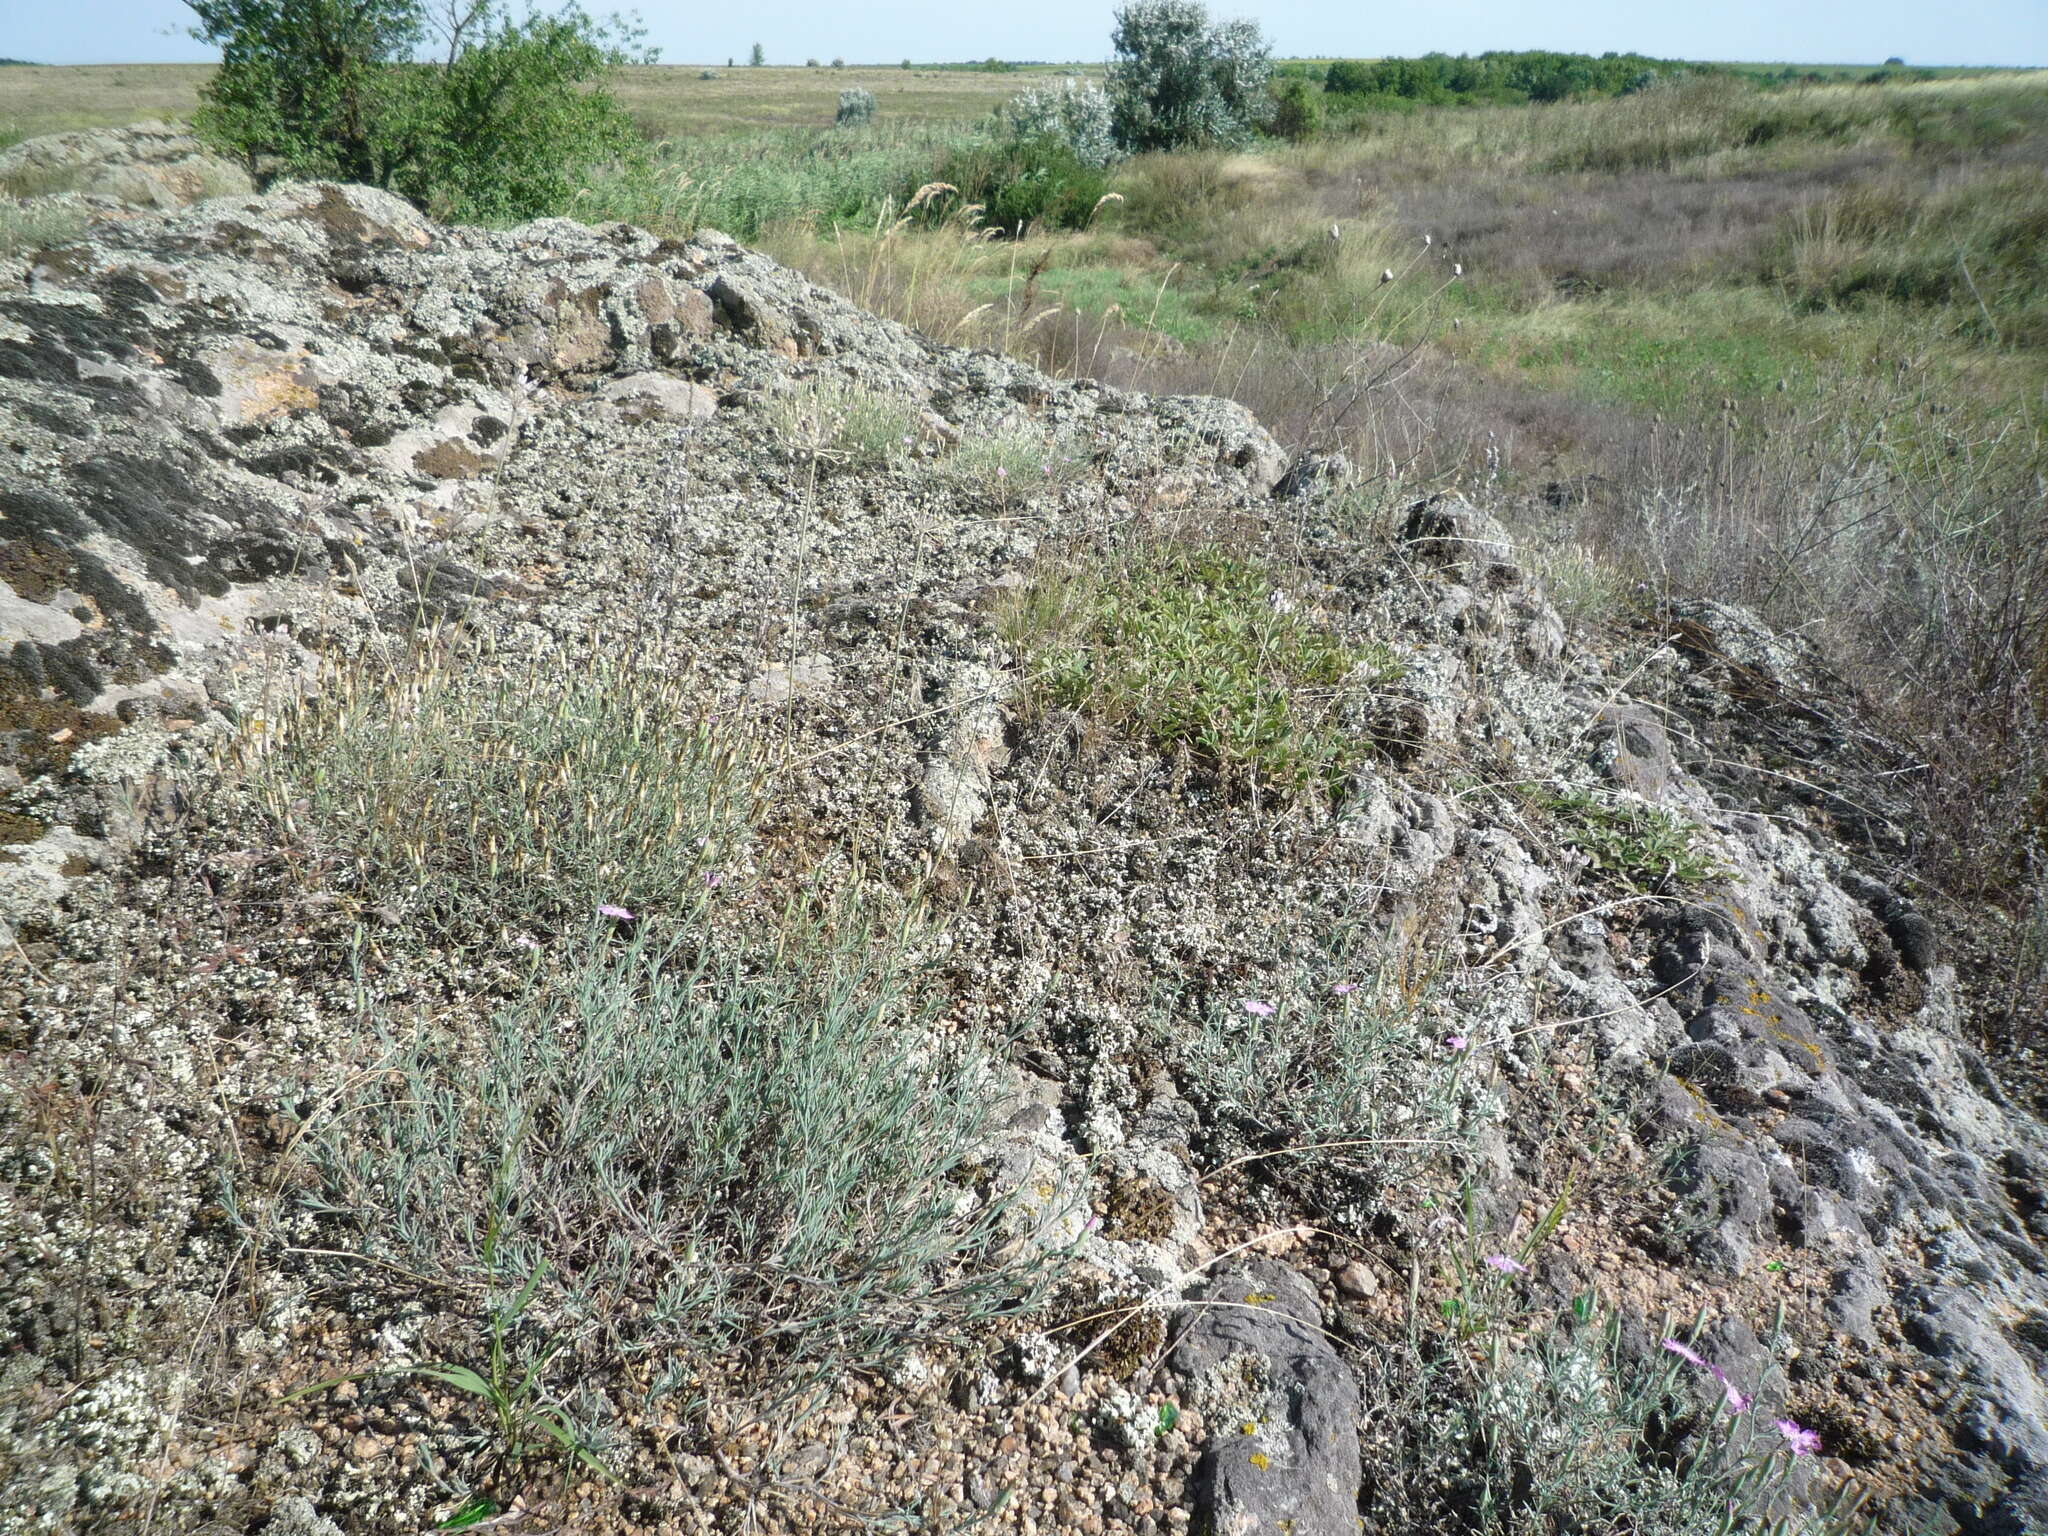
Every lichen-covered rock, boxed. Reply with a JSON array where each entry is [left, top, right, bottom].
[[0, 121, 252, 212], [1172, 1259, 1361, 1536]]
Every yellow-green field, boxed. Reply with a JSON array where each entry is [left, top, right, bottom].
[[0, 62, 214, 141], [0, 61, 1102, 146]]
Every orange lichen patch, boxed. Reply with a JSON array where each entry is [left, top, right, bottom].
[[209, 341, 321, 422]]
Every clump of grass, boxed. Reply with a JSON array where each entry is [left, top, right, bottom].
[[307, 908, 1055, 1388], [1005, 544, 1398, 795], [577, 121, 986, 240], [0, 196, 88, 262], [1358, 1292, 1899, 1536], [943, 418, 1087, 498], [767, 374, 926, 468], [252, 636, 751, 937], [1536, 787, 1722, 893], [1172, 955, 1478, 1222]]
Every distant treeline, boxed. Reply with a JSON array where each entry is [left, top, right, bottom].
[[1283, 50, 1700, 108]]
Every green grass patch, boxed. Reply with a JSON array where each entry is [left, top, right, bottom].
[[578, 121, 981, 240], [1004, 545, 1399, 796], [1536, 787, 1722, 893]]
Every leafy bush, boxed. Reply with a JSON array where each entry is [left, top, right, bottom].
[[188, 0, 648, 222], [925, 135, 1115, 235], [1106, 0, 1272, 153], [1266, 77, 1321, 141], [1002, 76, 1120, 168], [835, 86, 877, 127]]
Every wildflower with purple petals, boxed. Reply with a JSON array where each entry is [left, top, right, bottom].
[[1444, 1034, 1470, 1053], [1242, 998, 1276, 1018], [598, 903, 634, 921], [1661, 1339, 1709, 1370], [1774, 1419, 1822, 1457], [1333, 981, 1359, 995], [1712, 1369, 1753, 1414], [1483, 1254, 1528, 1274]]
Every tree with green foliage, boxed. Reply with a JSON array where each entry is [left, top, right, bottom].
[[1266, 76, 1319, 141], [186, 0, 651, 221], [749, 41, 764, 65], [1106, 0, 1271, 153]]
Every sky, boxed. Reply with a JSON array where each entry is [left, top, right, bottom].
[[5, 0, 2042, 69]]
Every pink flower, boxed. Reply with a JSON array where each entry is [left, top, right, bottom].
[[1483, 1254, 1528, 1274], [1774, 1419, 1822, 1457], [995, 465, 1007, 479], [597, 903, 634, 921], [1661, 1339, 1709, 1370], [1712, 1368, 1753, 1414], [1332, 982, 1359, 995], [1241, 998, 1276, 1018], [705, 871, 724, 888], [1444, 1034, 1470, 1054]]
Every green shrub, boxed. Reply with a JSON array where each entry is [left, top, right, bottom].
[[1107, 0, 1273, 153], [924, 136, 1113, 235], [188, 0, 648, 222], [1266, 77, 1322, 141], [835, 86, 877, 128]]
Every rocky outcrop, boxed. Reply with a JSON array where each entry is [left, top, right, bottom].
[[0, 120, 251, 210], [1, 176, 2044, 1536]]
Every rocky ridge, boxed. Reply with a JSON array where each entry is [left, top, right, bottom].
[[0, 178, 2043, 1535]]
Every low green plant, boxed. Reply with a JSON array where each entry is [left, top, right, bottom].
[[254, 635, 751, 938], [1006, 544, 1398, 795], [1538, 787, 1723, 892], [1169, 949, 1479, 1228], [304, 910, 1057, 1391], [1363, 1274, 1915, 1536], [767, 375, 925, 468], [921, 136, 1115, 235], [287, 1238, 609, 1506]]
